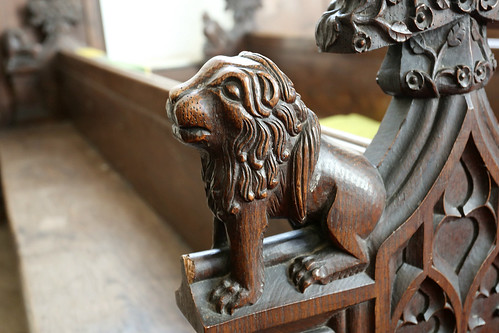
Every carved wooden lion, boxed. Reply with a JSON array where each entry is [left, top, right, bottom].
[[166, 51, 386, 314]]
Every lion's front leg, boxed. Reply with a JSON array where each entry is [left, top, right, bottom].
[[210, 207, 267, 314], [212, 217, 228, 248]]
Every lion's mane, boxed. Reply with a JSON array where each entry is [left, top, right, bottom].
[[202, 52, 321, 225]]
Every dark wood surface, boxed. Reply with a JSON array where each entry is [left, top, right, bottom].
[[0, 122, 192, 332]]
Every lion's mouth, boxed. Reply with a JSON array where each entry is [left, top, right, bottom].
[[173, 125, 211, 145]]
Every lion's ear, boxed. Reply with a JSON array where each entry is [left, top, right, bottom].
[[290, 116, 321, 224]]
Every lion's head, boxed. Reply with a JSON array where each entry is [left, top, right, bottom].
[[167, 52, 320, 224]]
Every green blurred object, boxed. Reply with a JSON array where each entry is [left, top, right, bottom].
[[320, 114, 380, 140]]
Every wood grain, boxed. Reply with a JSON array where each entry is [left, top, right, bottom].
[[0, 122, 192, 333]]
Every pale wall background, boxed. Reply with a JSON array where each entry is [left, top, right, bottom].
[[99, 0, 330, 68]]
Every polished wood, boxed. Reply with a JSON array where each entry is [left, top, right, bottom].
[[0, 1, 496, 331], [0, 122, 192, 332]]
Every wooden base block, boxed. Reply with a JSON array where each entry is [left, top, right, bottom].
[[176, 229, 375, 333]]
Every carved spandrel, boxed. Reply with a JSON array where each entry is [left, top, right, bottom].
[[167, 51, 386, 315], [468, 255, 499, 331], [382, 131, 499, 332], [395, 279, 456, 332], [432, 139, 497, 303]]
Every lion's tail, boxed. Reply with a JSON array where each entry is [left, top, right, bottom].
[[289, 108, 321, 225]]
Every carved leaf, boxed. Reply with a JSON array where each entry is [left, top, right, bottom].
[[435, 0, 451, 9], [409, 35, 427, 55], [447, 22, 466, 47], [388, 21, 413, 43], [409, 34, 437, 61], [316, 13, 340, 51], [375, 18, 412, 43]]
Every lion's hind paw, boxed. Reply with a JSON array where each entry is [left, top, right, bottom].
[[210, 278, 250, 315], [289, 255, 329, 293], [289, 251, 366, 293]]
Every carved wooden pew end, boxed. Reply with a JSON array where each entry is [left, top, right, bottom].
[[170, 1, 499, 331]]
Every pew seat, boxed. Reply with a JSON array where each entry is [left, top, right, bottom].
[[0, 122, 192, 333]]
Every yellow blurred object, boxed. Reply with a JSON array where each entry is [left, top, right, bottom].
[[75, 47, 106, 59], [320, 113, 380, 140], [75, 47, 151, 73]]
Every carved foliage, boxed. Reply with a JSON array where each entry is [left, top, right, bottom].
[[316, 0, 499, 53], [378, 16, 497, 97], [407, 18, 495, 97]]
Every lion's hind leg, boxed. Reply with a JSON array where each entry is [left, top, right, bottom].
[[288, 248, 367, 293]]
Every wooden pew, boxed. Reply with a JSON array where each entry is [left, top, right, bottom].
[[0, 122, 192, 332]]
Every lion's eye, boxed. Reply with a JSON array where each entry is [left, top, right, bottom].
[[222, 80, 242, 101]]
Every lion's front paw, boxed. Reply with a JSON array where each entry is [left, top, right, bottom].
[[288, 255, 329, 293], [210, 278, 252, 315]]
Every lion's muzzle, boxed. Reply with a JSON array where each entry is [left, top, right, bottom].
[[166, 88, 213, 146]]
